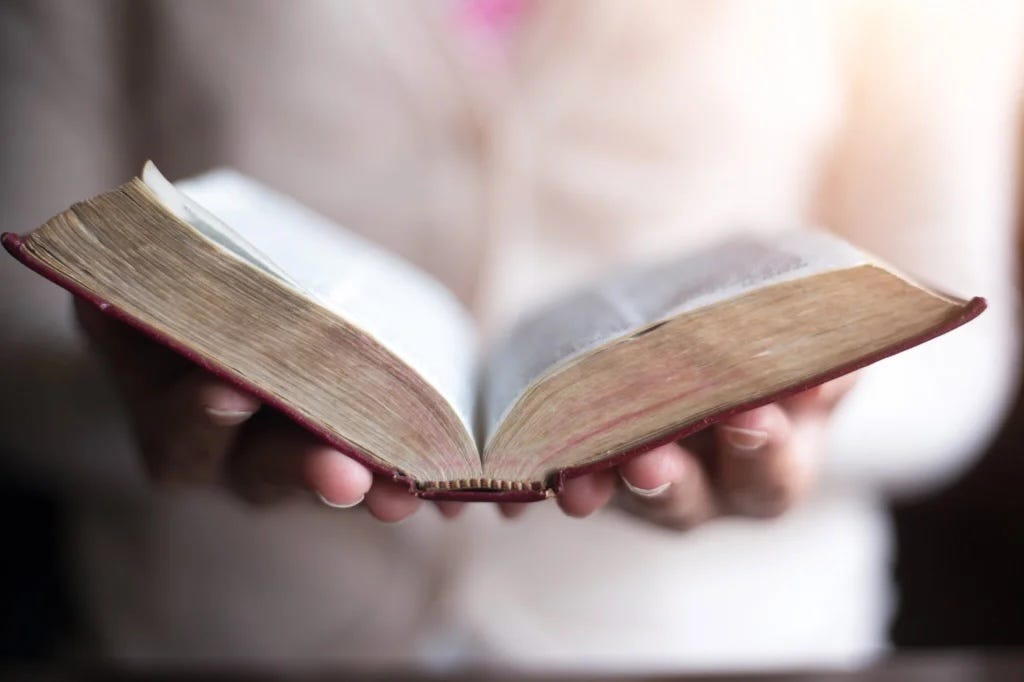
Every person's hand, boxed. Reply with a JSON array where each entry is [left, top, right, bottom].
[[505, 374, 857, 528], [77, 296, 854, 527], [74, 299, 429, 522]]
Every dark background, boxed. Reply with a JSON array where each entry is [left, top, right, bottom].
[[887, 115, 1024, 647]]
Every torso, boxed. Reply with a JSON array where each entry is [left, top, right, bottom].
[[77, 1, 892, 668]]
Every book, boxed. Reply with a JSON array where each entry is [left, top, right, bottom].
[[2, 162, 985, 501]]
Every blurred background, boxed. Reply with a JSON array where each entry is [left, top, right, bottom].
[[2, 0, 1024, 676]]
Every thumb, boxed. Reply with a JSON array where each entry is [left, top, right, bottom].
[[138, 368, 260, 485]]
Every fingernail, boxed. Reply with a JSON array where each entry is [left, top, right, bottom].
[[205, 407, 255, 426], [620, 474, 672, 498], [721, 426, 769, 452], [317, 492, 364, 509]]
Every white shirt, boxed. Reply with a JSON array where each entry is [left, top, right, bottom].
[[0, 0, 1021, 672]]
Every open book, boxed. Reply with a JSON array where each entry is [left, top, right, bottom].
[[3, 163, 985, 501]]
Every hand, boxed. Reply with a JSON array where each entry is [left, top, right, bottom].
[[74, 299, 427, 522], [523, 374, 858, 528]]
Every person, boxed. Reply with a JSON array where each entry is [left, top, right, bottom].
[[1, 0, 1020, 672]]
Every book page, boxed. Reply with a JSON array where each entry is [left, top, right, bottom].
[[142, 164, 478, 434], [482, 231, 868, 442]]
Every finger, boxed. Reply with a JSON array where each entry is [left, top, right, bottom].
[[364, 478, 423, 523], [76, 299, 261, 487], [435, 501, 465, 519], [226, 416, 371, 506], [499, 503, 529, 519], [619, 442, 687, 497], [139, 368, 260, 485], [717, 403, 817, 518], [303, 445, 374, 507], [780, 372, 858, 415], [556, 469, 617, 518], [616, 443, 718, 530]]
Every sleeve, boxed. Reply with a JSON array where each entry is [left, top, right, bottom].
[[0, 0, 147, 499], [815, 1, 1024, 495]]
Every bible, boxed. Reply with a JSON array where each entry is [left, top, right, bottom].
[[3, 163, 985, 501]]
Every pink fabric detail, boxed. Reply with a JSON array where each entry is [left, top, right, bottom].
[[454, 0, 527, 59]]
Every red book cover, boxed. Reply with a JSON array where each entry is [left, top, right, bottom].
[[2, 231, 988, 502]]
